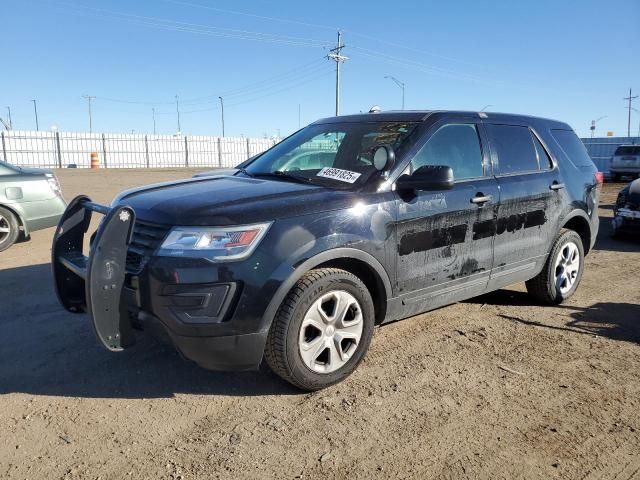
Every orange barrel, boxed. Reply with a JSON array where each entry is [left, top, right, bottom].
[[90, 152, 100, 169]]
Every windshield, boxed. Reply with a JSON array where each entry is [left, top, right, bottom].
[[614, 146, 640, 156], [245, 121, 418, 187], [0, 160, 19, 175]]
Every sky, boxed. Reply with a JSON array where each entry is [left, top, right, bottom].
[[2, 0, 639, 138]]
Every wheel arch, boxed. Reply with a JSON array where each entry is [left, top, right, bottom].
[[560, 210, 592, 254], [260, 248, 393, 333], [0, 203, 29, 237]]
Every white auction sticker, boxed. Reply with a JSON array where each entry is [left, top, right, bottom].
[[316, 167, 361, 183]]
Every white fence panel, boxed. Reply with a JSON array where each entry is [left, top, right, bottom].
[[0, 130, 280, 169], [2, 130, 58, 168]]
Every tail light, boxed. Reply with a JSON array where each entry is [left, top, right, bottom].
[[46, 173, 62, 195], [595, 172, 604, 185]]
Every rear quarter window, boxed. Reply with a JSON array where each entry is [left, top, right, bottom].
[[551, 129, 595, 168]]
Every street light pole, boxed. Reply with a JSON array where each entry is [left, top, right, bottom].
[[152, 108, 156, 135], [590, 116, 607, 138], [31, 99, 39, 131], [384, 76, 405, 110], [219, 96, 225, 137]]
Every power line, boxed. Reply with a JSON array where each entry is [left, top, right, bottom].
[[89, 58, 328, 108], [180, 58, 328, 104], [163, 0, 337, 32], [163, 0, 489, 70], [48, 2, 332, 48], [384, 76, 405, 110], [350, 45, 501, 86]]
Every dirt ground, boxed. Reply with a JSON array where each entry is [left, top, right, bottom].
[[1, 169, 639, 480]]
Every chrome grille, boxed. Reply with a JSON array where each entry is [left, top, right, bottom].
[[126, 221, 170, 273]]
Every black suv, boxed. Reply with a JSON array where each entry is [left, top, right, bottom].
[[52, 111, 601, 391]]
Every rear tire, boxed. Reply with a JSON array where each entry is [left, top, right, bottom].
[[525, 229, 584, 305], [265, 268, 375, 391], [0, 206, 19, 252], [612, 173, 621, 182]]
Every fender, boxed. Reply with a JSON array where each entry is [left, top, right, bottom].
[[258, 247, 393, 334]]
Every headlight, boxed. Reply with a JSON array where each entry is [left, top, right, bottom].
[[157, 222, 271, 261]]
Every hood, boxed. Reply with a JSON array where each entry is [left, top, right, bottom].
[[116, 174, 358, 226]]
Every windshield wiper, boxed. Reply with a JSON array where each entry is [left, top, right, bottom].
[[237, 166, 253, 177]]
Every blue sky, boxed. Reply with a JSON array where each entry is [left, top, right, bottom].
[[2, 0, 639, 138]]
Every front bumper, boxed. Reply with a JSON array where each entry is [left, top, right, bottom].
[[52, 196, 271, 371]]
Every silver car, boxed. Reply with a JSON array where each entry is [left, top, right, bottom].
[[0, 160, 67, 252], [611, 144, 640, 181]]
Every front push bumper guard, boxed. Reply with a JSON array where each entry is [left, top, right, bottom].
[[52, 195, 136, 352]]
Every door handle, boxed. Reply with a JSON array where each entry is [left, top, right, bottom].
[[550, 182, 565, 191], [471, 194, 492, 205]]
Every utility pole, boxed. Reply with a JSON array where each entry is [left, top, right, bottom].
[[152, 108, 156, 135], [624, 88, 638, 138], [385, 76, 406, 110], [327, 31, 348, 116], [31, 99, 39, 131], [175, 95, 181, 134], [6, 107, 12, 129], [82, 95, 96, 133], [218, 96, 225, 137], [298, 104, 301, 128]]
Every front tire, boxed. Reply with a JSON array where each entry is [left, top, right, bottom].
[[525, 229, 585, 305], [265, 268, 375, 391], [0, 206, 19, 252]]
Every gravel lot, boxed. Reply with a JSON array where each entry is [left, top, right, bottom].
[[1, 169, 639, 479]]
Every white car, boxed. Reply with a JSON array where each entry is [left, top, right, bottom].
[[611, 144, 640, 181]]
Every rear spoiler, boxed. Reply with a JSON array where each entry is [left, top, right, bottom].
[[51, 195, 136, 351]]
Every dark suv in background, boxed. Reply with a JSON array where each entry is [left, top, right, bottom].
[[52, 111, 601, 390]]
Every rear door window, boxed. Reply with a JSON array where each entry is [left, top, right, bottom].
[[486, 124, 539, 174], [551, 129, 595, 167]]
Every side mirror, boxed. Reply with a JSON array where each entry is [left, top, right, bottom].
[[396, 165, 454, 192], [373, 145, 396, 171]]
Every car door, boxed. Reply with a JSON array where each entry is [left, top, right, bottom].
[[484, 122, 564, 290], [393, 117, 499, 316]]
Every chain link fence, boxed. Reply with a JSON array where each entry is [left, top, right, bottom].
[[0, 130, 280, 169]]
